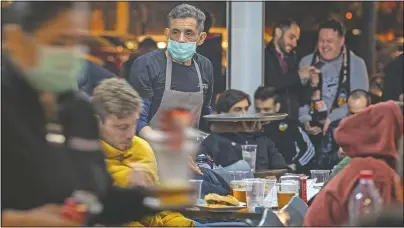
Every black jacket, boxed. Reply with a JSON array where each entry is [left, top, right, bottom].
[[198, 132, 288, 170], [264, 41, 304, 120], [264, 118, 316, 173], [78, 59, 114, 96], [382, 53, 403, 101], [1, 55, 155, 225]]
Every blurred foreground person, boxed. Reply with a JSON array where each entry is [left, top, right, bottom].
[[304, 101, 403, 226], [2, 2, 155, 226], [92, 78, 195, 227]]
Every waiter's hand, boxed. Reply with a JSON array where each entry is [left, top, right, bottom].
[[2, 205, 81, 226], [139, 126, 154, 140]]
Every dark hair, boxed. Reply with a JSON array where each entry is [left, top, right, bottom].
[[318, 18, 346, 37], [139, 38, 157, 50], [216, 89, 250, 114], [349, 89, 371, 106], [254, 86, 281, 103], [272, 18, 298, 36], [3, 2, 84, 33], [203, 11, 213, 33], [168, 4, 206, 32]]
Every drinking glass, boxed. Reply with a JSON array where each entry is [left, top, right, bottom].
[[241, 145, 257, 173], [276, 182, 299, 209], [245, 179, 265, 212]]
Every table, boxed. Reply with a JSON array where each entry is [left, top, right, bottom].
[[180, 208, 263, 221], [254, 169, 288, 178]]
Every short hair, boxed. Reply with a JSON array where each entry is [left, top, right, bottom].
[[139, 38, 157, 50], [272, 18, 298, 36], [216, 89, 251, 114], [349, 89, 371, 106], [92, 78, 143, 121], [168, 4, 206, 33], [203, 11, 213, 33], [2, 1, 86, 33], [318, 18, 346, 37], [254, 86, 281, 103]]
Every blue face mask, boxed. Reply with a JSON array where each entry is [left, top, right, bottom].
[[167, 39, 197, 62]]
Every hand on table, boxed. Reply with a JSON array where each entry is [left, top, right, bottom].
[[130, 163, 155, 187], [189, 156, 203, 176]]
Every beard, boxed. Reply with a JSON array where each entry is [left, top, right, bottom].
[[276, 33, 289, 55]]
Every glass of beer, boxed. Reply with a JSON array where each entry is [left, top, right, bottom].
[[230, 180, 247, 203], [276, 182, 299, 209]]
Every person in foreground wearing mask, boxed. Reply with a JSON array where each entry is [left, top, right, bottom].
[[91, 78, 195, 227], [2, 2, 155, 226], [254, 86, 315, 174], [129, 4, 214, 137], [198, 89, 288, 171], [304, 101, 403, 226]]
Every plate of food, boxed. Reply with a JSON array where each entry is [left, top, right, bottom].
[[203, 113, 288, 122], [195, 193, 246, 212]]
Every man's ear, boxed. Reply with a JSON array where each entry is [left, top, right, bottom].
[[165, 28, 170, 41], [197, 32, 207, 46], [275, 102, 281, 113]]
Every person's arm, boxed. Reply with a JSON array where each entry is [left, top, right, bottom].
[[293, 126, 316, 167], [299, 104, 312, 124], [199, 60, 214, 132], [329, 57, 369, 122], [128, 56, 155, 137], [136, 98, 152, 137], [265, 138, 288, 169], [264, 52, 301, 89]]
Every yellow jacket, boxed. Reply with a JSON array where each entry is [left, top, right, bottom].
[[102, 137, 195, 227]]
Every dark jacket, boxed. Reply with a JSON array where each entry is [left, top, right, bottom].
[[198, 132, 288, 170], [264, 117, 316, 173], [78, 57, 115, 96], [382, 53, 403, 101], [264, 41, 304, 120], [2, 55, 155, 225]]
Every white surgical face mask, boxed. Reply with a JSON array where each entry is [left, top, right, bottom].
[[23, 44, 86, 93]]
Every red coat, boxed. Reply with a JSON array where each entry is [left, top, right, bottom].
[[304, 101, 403, 226]]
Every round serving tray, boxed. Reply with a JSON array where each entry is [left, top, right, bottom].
[[203, 113, 288, 122]]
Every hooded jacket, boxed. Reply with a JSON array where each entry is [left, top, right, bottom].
[[304, 101, 403, 226]]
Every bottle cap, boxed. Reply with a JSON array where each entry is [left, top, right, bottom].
[[359, 170, 373, 179]]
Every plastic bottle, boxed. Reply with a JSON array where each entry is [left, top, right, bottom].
[[348, 170, 383, 225]]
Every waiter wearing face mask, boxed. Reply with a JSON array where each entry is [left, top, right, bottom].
[[2, 2, 155, 226], [129, 4, 214, 137]]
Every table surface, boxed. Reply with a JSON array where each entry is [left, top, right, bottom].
[[180, 208, 264, 220]]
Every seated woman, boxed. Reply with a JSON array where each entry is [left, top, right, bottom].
[[92, 78, 195, 227], [198, 89, 288, 171]]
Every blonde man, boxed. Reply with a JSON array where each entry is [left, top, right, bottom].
[[92, 78, 195, 227]]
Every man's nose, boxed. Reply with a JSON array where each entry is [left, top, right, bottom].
[[178, 33, 186, 42]]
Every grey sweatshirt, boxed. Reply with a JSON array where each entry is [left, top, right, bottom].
[[298, 51, 369, 124]]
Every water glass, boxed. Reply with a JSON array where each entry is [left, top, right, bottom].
[[245, 179, 265, 212], [189, 179, 203, 205], [241, 145, 257, 173], [310, 170, 330, 183]]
